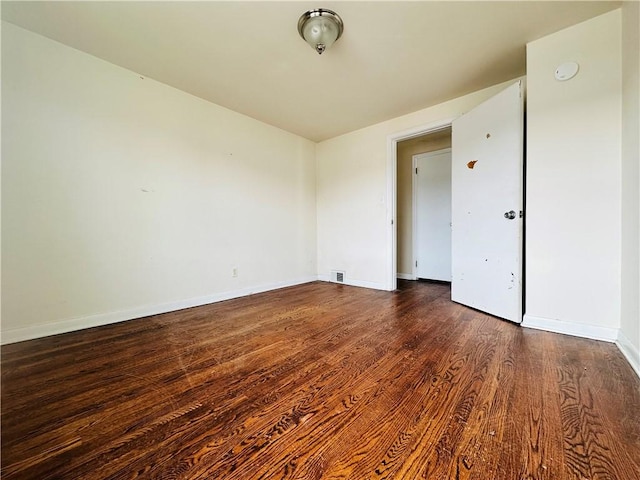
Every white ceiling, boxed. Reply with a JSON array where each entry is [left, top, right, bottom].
[[2, 1, 620, 142]]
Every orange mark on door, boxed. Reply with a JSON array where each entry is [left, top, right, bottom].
[[467, 160, 478, 169]]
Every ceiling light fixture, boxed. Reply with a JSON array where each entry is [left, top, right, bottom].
[[297, 8, 344, 55]]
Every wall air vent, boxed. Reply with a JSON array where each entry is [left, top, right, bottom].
[[330, 270, 345, 283]]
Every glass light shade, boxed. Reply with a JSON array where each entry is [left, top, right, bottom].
[[298, 9, 344, 55]]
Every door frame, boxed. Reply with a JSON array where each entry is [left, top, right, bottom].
[[386, 117, 456, 291], [413, 147, 452, 281]]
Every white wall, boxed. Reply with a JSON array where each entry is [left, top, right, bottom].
[[525, 10, 622, 340], [619, 1, 640, 375], [1, 22, 317, 343], [316, 79, 521, 290]]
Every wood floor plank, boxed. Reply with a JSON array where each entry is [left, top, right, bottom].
[[2, 280, 639, 479], [552, 334, 640, 480]]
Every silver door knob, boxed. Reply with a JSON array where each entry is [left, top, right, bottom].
[[504, 210, 516, 220]]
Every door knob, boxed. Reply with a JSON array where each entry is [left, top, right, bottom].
[[504, 210, 516, 220]]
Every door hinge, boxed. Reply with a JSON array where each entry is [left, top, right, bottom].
[[391, 219, 394, 225], [415, 167, 418, 174], [415, 260, 418, 267]]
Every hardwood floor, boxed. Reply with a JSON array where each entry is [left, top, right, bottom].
[[2, 280, 639, 479]]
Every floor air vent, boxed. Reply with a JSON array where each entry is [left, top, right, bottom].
[[331, 270, 345, 283]]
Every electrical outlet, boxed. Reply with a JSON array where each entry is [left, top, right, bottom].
[[232, 267, 238, 277]]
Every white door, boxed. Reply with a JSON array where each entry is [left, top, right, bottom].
[[451, 81, 524, 323], [415, 149, 452, 281]]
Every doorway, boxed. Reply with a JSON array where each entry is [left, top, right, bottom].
[[396, 128, 452, 281], [387, 81, 524, 323]]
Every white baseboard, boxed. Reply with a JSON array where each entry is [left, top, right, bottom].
[[522, 314, 618, 342], [317, 274, 387, 291], [0, 276, 318, 345], [616, 330, 640, 379], [397, 273, 416, 280]]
